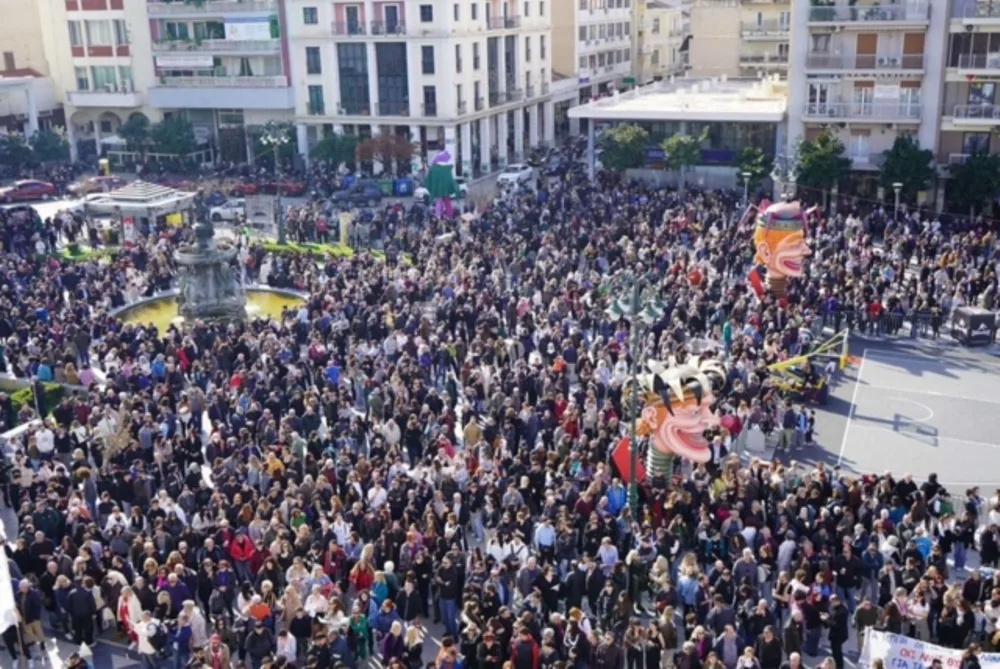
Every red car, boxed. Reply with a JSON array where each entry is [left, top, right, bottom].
[[0, 180, 57, 202], [260, 178, 306, 196], [67, 176, 127, 196], [231, 182, 260, 196]]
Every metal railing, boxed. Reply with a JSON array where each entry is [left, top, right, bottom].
[[421, 102, 437, 117], [955, 53, 1000, 69], [739, 53, 789, 64], [156, 75, 288, 88], [376, 100, 409, 116], [457, 100, 467, 114], [152, 38, 279, 52], [849, 152, 886, 168], [740, 19, 790, 34], [489, 90, 505, 106], [953, 1, 1000, 18], [475, 97, 484, 111], [307, 101, 325, 115], [339, 101, 371, 115], [541, 82, 549, 94], [146, 0, 276, 15], [486, 15, 521, 29], [811, 309, 951, 343], [802, 101, 922, 120], [526, 84, 535, 98], [331, 21, 366, 35], [806, 53, 924, 69], [807, 3, 930, 22], [945, 153, 971, 165], [953, 104, 1000, 121], [370, 20, 406, 35], [506, 88, 523, 102]]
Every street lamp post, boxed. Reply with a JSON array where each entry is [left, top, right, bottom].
[[741, 171, 752, 207], [261, 121, 292, 245], [606, 271, 665, 514], [892, 181, 903, 223]]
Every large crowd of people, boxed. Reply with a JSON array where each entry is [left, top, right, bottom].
[[0, 157, 998, 669]]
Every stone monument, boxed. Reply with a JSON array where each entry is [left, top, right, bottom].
[[175, 217, 246, 322]]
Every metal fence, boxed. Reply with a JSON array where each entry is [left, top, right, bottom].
[[808, 308, 953, 342]]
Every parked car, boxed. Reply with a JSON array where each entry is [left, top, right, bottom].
[[67, 176, 127, 196], [210, 198, 246, 222], [0, 180, 57, 203], [260, 178, 307, 196], [544, 156, 570, 177], [230, 181, 260, 197], [329, 180, 382, 208], [495, 163, 534, 187], [414, 177, 468, 204]]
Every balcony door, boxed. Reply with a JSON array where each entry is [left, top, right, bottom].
[[808, 82, 831, 115], [852, 83, 874, 116], [855, 33, 877, 70], [848, 131, 870, 163], [900, 82, 921, 117], [384, 5, 400, 32], [345, 6, 361, 34]]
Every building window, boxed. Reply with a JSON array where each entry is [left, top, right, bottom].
[[308, 85, 325, 114], [90, 65, 116, 90], [1, 53, 14, 72], [85, 20, 112, 46], [193, 21, 224, 40], [810, 33, 830, 52], [303, 7, 318, 24], [969, 82, 996, 106], [454, 3, 460, 20], [540, 35, 546, 59], [337, 43, 370, 113], [651, 49, 659, 65], [964, 132, 990, 154], [525, 36, 531, 62], [306, 46, 322, 74], [455, 44, 462, 72], [539, 2, 545, 15], [423, 85, 437, 115], [578, 27, 585, 40], [524, 2, 529, 16], [113, 19, 129, 45], [472, 3, 478, 19], [652, 18, 659, 33], [164, 21, 190, 40], [473, 42, 480, 69], [421, 45, 435, 73], [579, 0, 587, 9], [119, 65, 133, 89], [68, 21, 82, 47], [623, 48, 630, 61], [75, 66, 88, 90], [419, 5, 433, 21]]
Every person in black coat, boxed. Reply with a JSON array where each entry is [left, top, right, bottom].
[[395, 578, 424, 622], [754, 626, 783, 669], [826, 595, 850, 669], [66, 578, 97, 645], [585, 560, 605, 614], [594, 631, 624, 669], [564, 561, 587, 612]]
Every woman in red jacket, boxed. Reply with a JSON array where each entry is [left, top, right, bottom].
[[229, 533, 257, 583], [350, 556, 376, 592]]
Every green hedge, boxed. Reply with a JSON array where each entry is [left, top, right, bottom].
[[8, 383, 64, 425], [57, 245, 120, 262], [259, 241, 355, 258]]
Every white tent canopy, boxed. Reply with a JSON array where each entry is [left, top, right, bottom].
[[83, 179, 196, 218]]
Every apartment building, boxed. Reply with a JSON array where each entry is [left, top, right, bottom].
[[286, 0, 553, 176], [940, 0, 1000, 171], [551, 0, 634, 106], [37, 0, 158, 161], [636, 0, 690, 82], [0, 0, 65, 135], [785, 0, 947, 195], [688, 0, 789, 78], [144, 0, 295, 163]]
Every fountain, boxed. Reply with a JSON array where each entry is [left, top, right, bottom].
[[175, 218, 247, 322]]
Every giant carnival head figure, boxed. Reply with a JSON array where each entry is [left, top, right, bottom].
[[632, 356, 726, 473], [752, 200, 811, 296]]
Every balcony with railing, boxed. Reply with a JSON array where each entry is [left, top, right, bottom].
[[489, 90, 505, 106], [740, 19, 790, 36], [376, 100, 409, 116], [807, 2, 930, 24], [340, 101, 372, 116], [848, 152, 887, 169], [526, 84, 535, 98], [806, 53, 924, 70], [953, 53, 1000, 71], [307, 101, 325, 116], [944, 153, 971, 165], [475, 97, 485, 111], [506, 88, 523, 102], [421, 102, 437, 117], [146, 0, 276, 15], [457, 100, 467, 114], [148, 74, 292, 108], [68, 89, 144, 108], [332, 21, 366, 36], [486, 15, 521, 29], [949, 104, 1000, 123], [370, 20, 406, 35], [151, 38, 280, 53], [541, 82, 549, 94], [952, 0, 1000, 19], [802, 101, 922, 121], [738, 53, 789, 66]]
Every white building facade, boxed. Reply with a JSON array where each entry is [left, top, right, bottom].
[[286, 0, 554, 176]]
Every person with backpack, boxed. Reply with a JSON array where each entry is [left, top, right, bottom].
[[136, 610, 166, 669]]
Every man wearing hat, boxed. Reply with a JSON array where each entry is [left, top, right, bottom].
[[207, 633, 232, 669], [244, 619, 276, 669]]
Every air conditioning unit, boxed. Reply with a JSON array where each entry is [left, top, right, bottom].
[[877, 56, 887, 66]]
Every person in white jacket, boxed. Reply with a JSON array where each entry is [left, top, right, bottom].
[[135, 610, 162, 663], [181, 600, 208, 650], [277, 629, 297, 664]]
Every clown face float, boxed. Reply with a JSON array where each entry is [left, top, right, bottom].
[[752, 200, 811, 298], [632, 356, 726, 475]]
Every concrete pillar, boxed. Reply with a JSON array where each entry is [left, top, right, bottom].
[[587, 118, 595, 180], [93, 116, 102, 157], [67, 120, 78, 163], [497, 111, 508, 166], [528, 103, 539, 149], [543, 101, 555, 145], [367, 43, 379, 114], [371, 124, 383, 175], [460, 121, 473, 177], [513, 107, 525, 160], [297, 124, 309, 168], [479, 115, 491, 174], [569, 116, 580, 136], [25, 85, 39, 137], [497, 40, 507, 98], [245, 127, 255, 166]]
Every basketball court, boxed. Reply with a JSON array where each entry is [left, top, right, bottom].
[[834, 346, 1000, 489]]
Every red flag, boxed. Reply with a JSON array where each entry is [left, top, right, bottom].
[[748, 268, 765, 297], [612, 437, 646, 485]]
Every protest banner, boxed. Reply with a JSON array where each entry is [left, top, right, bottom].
[[860, 629, 1000, 669]]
